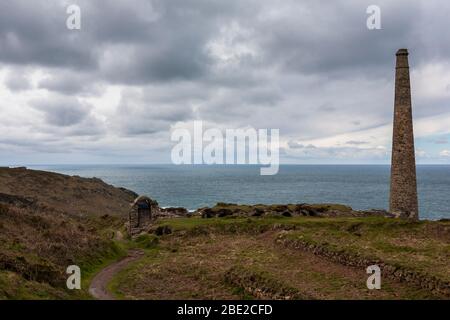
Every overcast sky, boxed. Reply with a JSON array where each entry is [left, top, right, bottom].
[[0, 0, 449, 165]]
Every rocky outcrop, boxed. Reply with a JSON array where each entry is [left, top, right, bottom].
[[158, 207, 189, 218], [0, 193, 37, 209], [195, 203, 392, 219]]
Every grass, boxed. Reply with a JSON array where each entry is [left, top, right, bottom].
[[77, 240, 127, 299], [0, 239, 127, 300], [0, 203, 128, 300], [133, 234, 159, 249], [155, 215, 449, 286], [278, 218, 450, 280], [107, 247, 161, 300], [108, 215, 447, 299], [4, 197, 447, 300], [0, 270, 71, 299]]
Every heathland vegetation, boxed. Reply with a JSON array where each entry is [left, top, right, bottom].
[[0, 167, 448, 299]]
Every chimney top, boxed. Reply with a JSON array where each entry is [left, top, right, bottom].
[[396, 49, 408, 56]]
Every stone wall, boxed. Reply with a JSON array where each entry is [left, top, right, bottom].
[[277, 234, 449, 297], [224, 266, 313, 300]]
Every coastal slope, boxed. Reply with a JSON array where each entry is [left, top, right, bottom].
[[0, 167, 137, 217], [0, 167, 136, 299]]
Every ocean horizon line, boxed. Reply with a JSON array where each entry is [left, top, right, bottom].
[[13, 163, 450, 167]]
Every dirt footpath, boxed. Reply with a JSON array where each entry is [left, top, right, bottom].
[[89, 250, 144, 300]]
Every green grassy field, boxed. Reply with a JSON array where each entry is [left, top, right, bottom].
[[107, 216, 449, 300], [2, 194, 448, 300]]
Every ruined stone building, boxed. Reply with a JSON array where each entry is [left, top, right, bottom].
[[389, 49, 419, 220], [128, 195, 159, 236]]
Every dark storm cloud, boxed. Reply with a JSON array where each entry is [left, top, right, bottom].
[[1, 0, 449, 85], [0, 1, 97, 69], [262, 0, 450, 78], [1, 0, 450, 163], [93, 0, 255, 84], [0, 0, 246, 84]]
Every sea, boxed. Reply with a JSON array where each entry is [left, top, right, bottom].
[[28, 164, 450, 220]]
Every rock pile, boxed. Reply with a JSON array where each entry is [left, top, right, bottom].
[[194, 203, 392, 219]]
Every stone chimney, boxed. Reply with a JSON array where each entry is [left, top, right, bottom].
[[389, 49, 419, 220]]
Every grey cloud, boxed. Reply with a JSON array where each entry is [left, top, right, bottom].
[[286, 144, 389, 160], [1, 0, 450, 162], [113, 87, 195, 136], [1, 0, 449, 85], [433, 137, 448, 145], [241, 87, 283, 106], [288, 141, 317, 149], [0, 1, 97, 69], [0, 0, 245, 85], [31, 97, 90, 127], [346, 140, 367, 145], [253, 1, 412, 76], [4, 70, 32, 91], [318, 104, 336, 112], [38, 71, 104, 95], [58, 116, 105, 137], [288, 141, 304, 149]]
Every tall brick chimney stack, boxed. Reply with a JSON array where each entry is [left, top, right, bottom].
[[389, 49, 419, 220]]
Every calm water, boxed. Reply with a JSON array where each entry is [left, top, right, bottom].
[[28, 165, 450, 220]]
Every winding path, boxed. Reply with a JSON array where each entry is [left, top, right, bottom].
[[89, 249, 144, 300]]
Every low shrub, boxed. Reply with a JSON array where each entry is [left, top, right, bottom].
[[0, 204, 9, 215], [135, 234, 159, 249]]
